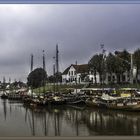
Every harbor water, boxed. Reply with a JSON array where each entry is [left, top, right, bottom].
[[0, 98, 140, 136]]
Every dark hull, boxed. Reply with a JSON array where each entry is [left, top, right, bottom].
[[107, 103, 140, 111], [1, 94, 8, 99], [49, 100, 66, 105], [8, 94, 22, 100], [86, 99, 140, 111], [86, 100, 107, 108], [67, 99, 85, 105]]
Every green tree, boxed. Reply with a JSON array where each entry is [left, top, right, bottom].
[[27, 68, 47, 88], [88, 54, 104, 85], [134, 49, 140, 83], [115, 50, 131, 83], [115, 49, 130, 72], [48, 75, 55, 83], [106, 53, 116, 84], [80, 73, 88, 82], [55, 72, 62, 83]]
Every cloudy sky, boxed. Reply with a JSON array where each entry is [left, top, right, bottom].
[[0, 4, 140, 82]]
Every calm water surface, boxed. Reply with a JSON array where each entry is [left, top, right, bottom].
[[0, 98, 140, 136]]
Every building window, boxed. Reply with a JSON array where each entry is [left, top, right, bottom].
[[74, 71, 76, 75], [71, 71, 73, 76], [69, 71, 70, 76], [79, 78, 80, 83], [108, 76, 111, 82], [91, 78, 93, 83], [122, 75, 126, 82], [90, 71, 93, 75], [112, 75, 115, 81]]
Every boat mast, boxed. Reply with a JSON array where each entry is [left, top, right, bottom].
[[75, 61, 78, 94], [42, 50, 46, 94], [43, 50, 46, 71], [56, 44, 59, 92], [53, 57, 56, 93], [130, 53, 133, 84], [30, 54, 33, 72], [56, 44, 59, 74], [30, 54, 34, 97], [3, 76, 6, 93]]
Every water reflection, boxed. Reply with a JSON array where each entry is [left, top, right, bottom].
[[83, 108, 140, 135], [1, 98, 140, 136], [2, 99, 7, 120]]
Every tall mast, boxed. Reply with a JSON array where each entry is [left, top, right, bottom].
[[3, 76, 5, 84], [43, 50, 46, 71], [42, 50, 46, 94], [3, 76, 5, 92], [30, 54, 33, 72], [130, 53, 133, 84], [75, 61, 77, 94], [53, 60, 56, 93], [56, 44, 59, 74], [9, 77, 11, 84], [56, 44, 59, 92]]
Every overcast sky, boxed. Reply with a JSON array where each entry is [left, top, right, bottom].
[[0, 4, 140, 82]]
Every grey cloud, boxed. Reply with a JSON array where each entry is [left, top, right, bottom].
[[0, 4, 139, 82]]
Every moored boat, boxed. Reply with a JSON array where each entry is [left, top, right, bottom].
[[106, 98, 140, 111], [86, 94, 140, 111], [49, 96, 66, 105], [85, 96, 108, 108], [1, 92, 8, 99]]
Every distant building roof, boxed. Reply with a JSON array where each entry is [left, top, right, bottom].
[[62, 64, 89, 75]]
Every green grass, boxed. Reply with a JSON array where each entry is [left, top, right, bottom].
[[89, 83, 140, 89], [32, 83, 140, 94], [33, 84, 84, 94]]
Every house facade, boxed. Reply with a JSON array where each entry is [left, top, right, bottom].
[[62, 64, 138, 85], [62, 64, 100, 84]]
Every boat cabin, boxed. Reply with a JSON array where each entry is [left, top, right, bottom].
[[80, 88, 117, 96], [118, 88, 138, 98]]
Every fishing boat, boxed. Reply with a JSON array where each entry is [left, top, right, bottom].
[[85, 96, 108, 108], [66, 97, 85, 105], [49, 95, 66, 105], [65, 94, 86, 105], [1, 91, 8, 99], [106, 98, 140, 111], [86, 92, 140, 111]]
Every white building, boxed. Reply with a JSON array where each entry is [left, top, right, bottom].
[[62, 64, 138, 85], [62, 64, 100, 84]]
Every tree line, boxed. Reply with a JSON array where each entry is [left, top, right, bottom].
[[88, 48, 140, 84], [27, 68, 62, 88], [27, 48, 140, 88]]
